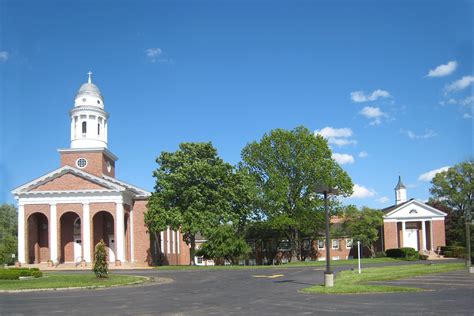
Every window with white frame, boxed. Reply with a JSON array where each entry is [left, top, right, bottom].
[[318, 239, 325, 249], [346, 238, 353, 249], [332, 239, 339, 249]]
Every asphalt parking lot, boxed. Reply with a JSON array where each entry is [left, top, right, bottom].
[[1, 262, 473, 315]]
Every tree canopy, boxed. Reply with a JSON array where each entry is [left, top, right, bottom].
[[0, 204, 17, 265]]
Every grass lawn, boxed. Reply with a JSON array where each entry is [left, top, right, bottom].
[[301, 263, 464, 294], [0, 273, 146, 291], [153, 257, 414, 270]]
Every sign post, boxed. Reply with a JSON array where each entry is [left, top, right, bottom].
[[357, 241, 361, 274]]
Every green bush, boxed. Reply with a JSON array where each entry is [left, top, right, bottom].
[[443, 250, 454, 257], [375, 251, 387, 258], [386, 248, 419, 259], [441, 246, 466, 258], [419, 254, 429, 260], [0, 268, 42, 280], [93, 240, 108, 278]]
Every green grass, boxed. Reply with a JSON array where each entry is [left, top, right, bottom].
[[153, 257, 409, 270], [301, 263, 464, 294], [0, 273, 146, 291]]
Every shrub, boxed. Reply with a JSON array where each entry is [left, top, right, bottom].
[[375, 251, 386, 258], [386, 248, 419, 260], [93, 240, 108, 278], [443, 250, 454, 257], [419, 254, 429, 260], [0, 268, 42, 280]]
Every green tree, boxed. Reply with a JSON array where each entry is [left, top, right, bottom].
[[241, 126, 353, 261], [340, 206, 383, 258], [93, 240, 108, 278], [0, 204, 17, 265], [147, 142, 253, 265], [196, 224, 251, 264]]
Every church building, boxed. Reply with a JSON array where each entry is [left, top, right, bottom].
[[12, 74, 190, 267], [382, 176, 447, 254]]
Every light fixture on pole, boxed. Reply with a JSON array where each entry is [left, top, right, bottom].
[[314, 184, 339, 287]]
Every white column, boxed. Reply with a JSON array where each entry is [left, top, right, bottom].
[[130, 208, 134, 262], [160, 231, 164, 253], [172, 230, 176, 254], [177, 231, 180, 255], [401, 221, 406, 248], [166, 227, 170, 254], [50, 203, 58, 262], [430, 220, 434, 251], [18, 204, 26, 264], [82, 203, 91, 262], [421, 220, 427, 251], [116, 203, 125, 262]]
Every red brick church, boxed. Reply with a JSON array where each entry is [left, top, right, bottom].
[[12, 74, 190, 267]]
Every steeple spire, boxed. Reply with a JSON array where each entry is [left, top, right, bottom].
[[394, 175, 407, 205], [87, 71, 93, 83]]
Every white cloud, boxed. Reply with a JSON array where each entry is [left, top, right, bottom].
[[445, 76, 474, 94], [332, 153, 354, 165], [315, 127, 357, 146], [460, 96, 474, 106], [0, 51, 8, 62], [145, 48, 173, 63], [403, 129, 437, 140], [418, 166, 450, 182], [377, 196, 390, 203], [358, 151, 368, 158], [359, 106, 387, 125], [350, 89, 391, 103], [427, 61, 457, 77], [350, 184, 376, 199], [463, 113, 472, 119]]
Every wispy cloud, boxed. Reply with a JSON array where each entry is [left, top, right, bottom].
[[401, 129, 437, 140], [445, 76, 474, 94], [463, 113, 472, 119], [332, 153, 354, 165], [350, 184, 376, 199], [358, 151, 368, 158], [359, 106, 387, 125], [146, 47, 173, 64], [0, 51, 9, 62], [377, 196, 390, 203], [418, 166, 450, 182], [350, 89, 391, 103], [427, 61, 457, 77], [315, 127, 357, 146], [460, 96, 474, 106]]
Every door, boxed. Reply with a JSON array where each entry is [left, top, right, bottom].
[[73, 237, 82, 263], [108, 235, 116, 262], [404, 229, 418, 251]]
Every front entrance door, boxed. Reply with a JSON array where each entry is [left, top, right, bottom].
[[108, 235, 116, 262], [404, 229, 418, 250], [73, 237, 82, 263]]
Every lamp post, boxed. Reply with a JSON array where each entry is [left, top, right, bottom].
[[465, 207, 472, 270], [314, 185, 339, 287]]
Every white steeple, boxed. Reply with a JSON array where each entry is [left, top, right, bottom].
[[70, 72, 109, 149], [394, 175, 407, 205]]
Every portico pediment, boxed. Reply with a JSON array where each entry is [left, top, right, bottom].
[[383, 199, 447, 220]]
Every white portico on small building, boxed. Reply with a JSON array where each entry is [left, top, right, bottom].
[[382, 176, 447, 253]]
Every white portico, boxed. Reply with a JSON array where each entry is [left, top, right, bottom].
[[382, 177, 447, 252]]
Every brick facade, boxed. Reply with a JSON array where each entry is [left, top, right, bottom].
[[60, 151, 115, 177], [32, 173, 107, 191]]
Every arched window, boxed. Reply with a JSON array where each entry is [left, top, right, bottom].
[[73, 217, 81, 236], [82, 121, 87, 134]]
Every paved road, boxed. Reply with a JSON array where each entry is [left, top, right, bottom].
[[1, 262, 473, 315]]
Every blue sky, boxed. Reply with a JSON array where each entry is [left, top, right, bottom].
[[0, 0, 472, 208]]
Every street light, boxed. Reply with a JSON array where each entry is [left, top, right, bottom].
[[314, 184, 339, 287], [465, 207, 472, 270]]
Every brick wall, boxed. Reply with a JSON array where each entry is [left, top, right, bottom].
[[24, 205, 50, 263], [383, 222, 398, 250], [60, 151, 115, 177], [132, 199, 151, 265], [31, 173, 106, 191], [432, 220, 446, 249]]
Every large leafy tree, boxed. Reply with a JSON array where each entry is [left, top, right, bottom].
[[340, 206, 383, 258], [146, 142, 254, 265], [241, 126, 353, 260], [0, 204, 17, 265], [430, 160, 473, 247]]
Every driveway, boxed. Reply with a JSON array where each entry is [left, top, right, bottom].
[[1, 262, 472, 315]]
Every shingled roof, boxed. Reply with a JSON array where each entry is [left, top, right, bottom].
[[381, 198, 414, 214]]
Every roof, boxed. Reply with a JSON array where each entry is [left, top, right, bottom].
[[381, 198, 414, 214], [394, 175, 406, 190], [75, 82, 103, 100]]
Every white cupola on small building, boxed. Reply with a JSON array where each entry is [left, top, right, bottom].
[[394, 175, 407, 205], [70, 72, 109, 149]]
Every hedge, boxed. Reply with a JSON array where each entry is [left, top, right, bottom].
[[0, 268, 43, 280], [440, 246, 466, 258], [386, 247, 419, 259]]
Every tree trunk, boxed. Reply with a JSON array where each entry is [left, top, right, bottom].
[[189, 235, 196, 266]]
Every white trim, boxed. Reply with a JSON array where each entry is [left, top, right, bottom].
[[82, 203, 91, 262], [177, 231, 180, 255], [172, 230, 176, 254], [384, 199, 447, 218], [50, 203, 58, 262], [17, 193, 124, 206], [57, 147, 117, 161], [166, 228, 170, 254], [130, 208, 134, 263], [116, 203, 125, 262], [421, 220, 427, 251], [160, 231, 164, 253], [384, 217, 444, 223], [401, 221, 406, 247], [18, 205, 25, 263], [331, 239, 339, 250], [102, 175, 151, 197], [345, 238, 353, 249]]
